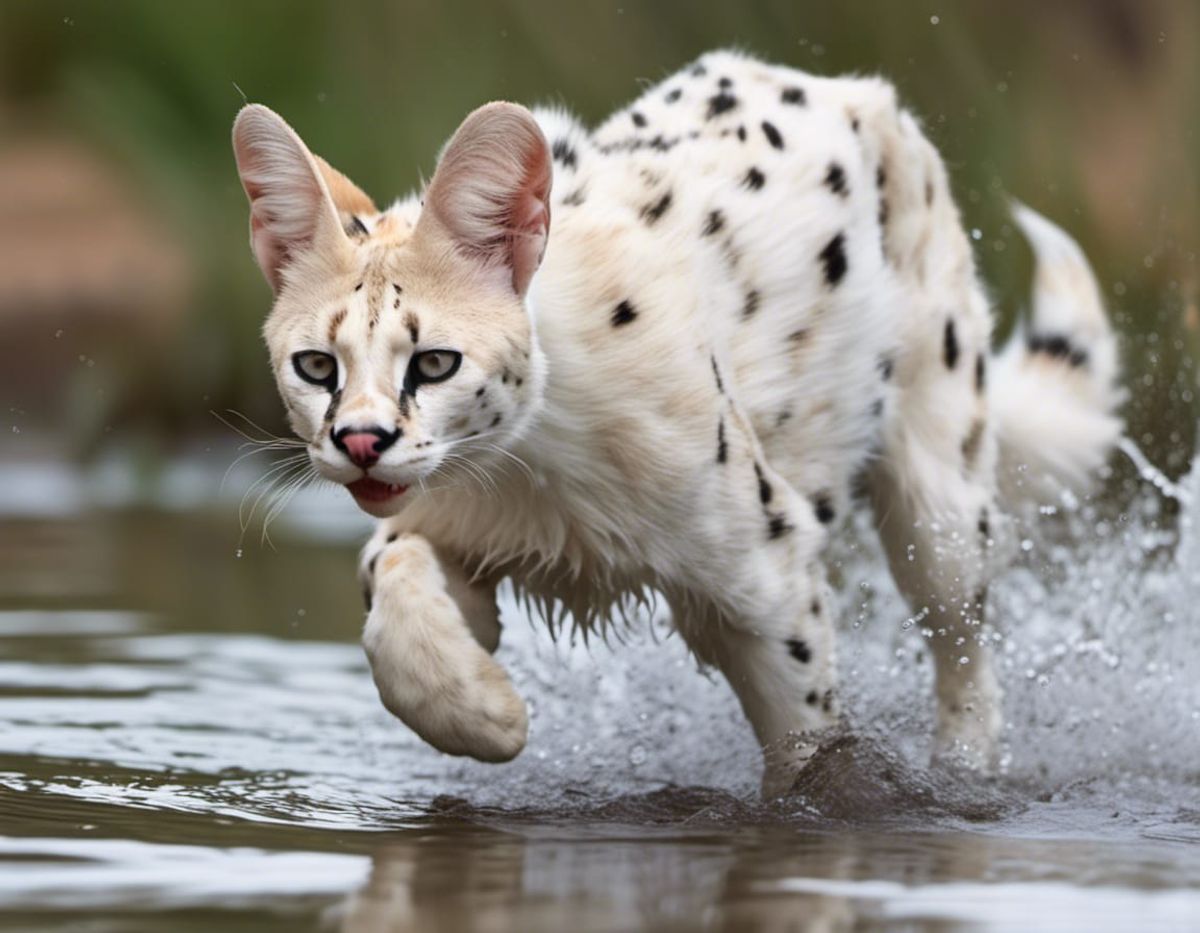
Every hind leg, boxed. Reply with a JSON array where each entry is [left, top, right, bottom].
[[870, 446, 1002, 768]]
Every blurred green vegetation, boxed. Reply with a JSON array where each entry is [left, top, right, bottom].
[[1, 0, 1196, 470]]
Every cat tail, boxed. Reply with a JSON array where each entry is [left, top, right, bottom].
[[990, 203, 1125, 510]]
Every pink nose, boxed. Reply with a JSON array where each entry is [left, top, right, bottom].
[[340, 432, 382, 468]]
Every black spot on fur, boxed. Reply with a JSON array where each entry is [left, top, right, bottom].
[[736, 124, 747, 142], [742, 167, 765, 190], [978, 507, 991, 541], [551, 138, 577, 170], [822, 689, 834, 713], [665, 87, 682, 103], [718, 76, 733, 89], [631, 111, 647, 128], [878, 197, 890, 229], [690, 63, 707, 77], [611, 300, 638, 327], [761, 120, 784, 149], [354, 282, 363, 292], [879, 357, 894, 381], [1028, 333, 1089, 367], [813, 493, 836, 524], [640, 191, 673, 225], [787, 639, 812, 663], [818, 233, 848, 286], [387, 532, 398, 543], [368, 555, 378, 575], [944, 319, 960, 369], [870, 398, 884, 417], [702, 209, 725, 236], [346, 215, 368, 237], [962, 418, 985, 466], [824, 162, 848, 197], [925, 180, 935, 206], [717, 418, 728, 464], [788, 328, 809, 344], [976, 354, 987, 393], [561, 188, 586, 207], [851, 116, 861, 133], [707, 91, 738, 119], [811, 598, 821, 615], [876, 165, 887, 189], [475, 385, 486, 398], [776, 408, 793, 426], [806, 690, 819, 706], [711, 355, 725, 394], [393, 283, 402, 294], [491, 414, 502, 428], [742, 289, 761, 320], [754, 462, 773, 505], [768, 514, 792, 539], [781, 86, 806, 105]]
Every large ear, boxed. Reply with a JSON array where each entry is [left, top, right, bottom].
[[231, 104, 360, 292], [418, 102, 551, 296]]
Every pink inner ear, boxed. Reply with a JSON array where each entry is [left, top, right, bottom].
[[505, 146, 551, 294]]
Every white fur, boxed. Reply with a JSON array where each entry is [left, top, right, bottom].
[[235, 50, 1122, 794]]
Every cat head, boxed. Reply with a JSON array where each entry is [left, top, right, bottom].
[[231, 102, 551, 517]]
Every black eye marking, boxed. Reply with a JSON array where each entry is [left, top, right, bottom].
[[702, 210, 725, 236], [404, 351, 462, 393], [824, 162, 848, 197], [818, 233, 847, 286], [781, 86, 806, 105], [611, 300, 638, 327], [323, 387, 342, 423], [787, 639, 812, 663], [292, 351, 338, 391], [631, 111, 647, 128], [640, 191, 673, 225], [742, 167, 765, 190], [944, 319, 960, 369], [405, 313, 420, 345], [761, 121, 783, 150]]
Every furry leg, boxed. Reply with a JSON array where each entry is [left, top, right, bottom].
[[359, 528, 527, 762]]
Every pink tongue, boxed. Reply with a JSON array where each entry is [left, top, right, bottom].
[[347, 477, 407, 502]]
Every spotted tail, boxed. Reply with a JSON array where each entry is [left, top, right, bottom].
[[990, 203, 1125, 508]]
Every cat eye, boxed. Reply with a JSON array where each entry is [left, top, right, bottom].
[[292, 351, 338, 390], [411, 350, 462, 385]]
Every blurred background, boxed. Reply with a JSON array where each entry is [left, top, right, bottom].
[[1, 0, 1197, 470]]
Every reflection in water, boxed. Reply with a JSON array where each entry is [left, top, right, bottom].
[[0, 453, 1199, 930]]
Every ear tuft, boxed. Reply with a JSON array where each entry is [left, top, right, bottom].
[[231, 104, 349, 292], [420, 102, 552, 296]]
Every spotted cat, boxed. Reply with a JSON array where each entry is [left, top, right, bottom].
[[232, 49, 1122, 794]]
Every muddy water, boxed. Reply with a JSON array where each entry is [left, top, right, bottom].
[[1, 452, 1199, 931]]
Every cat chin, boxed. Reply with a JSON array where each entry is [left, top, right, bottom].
[[347, 477, 410, 518]]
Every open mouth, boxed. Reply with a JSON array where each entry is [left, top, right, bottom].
[[346, 476, 409, 503]]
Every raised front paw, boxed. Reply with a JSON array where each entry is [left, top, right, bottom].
[[361, 532, 527, 763]]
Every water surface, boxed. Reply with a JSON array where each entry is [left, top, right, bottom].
[[1, 452, 1198, 931]]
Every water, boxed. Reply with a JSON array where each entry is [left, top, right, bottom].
[[1, 448, 1198, 931]]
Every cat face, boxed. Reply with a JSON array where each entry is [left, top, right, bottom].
[[232, 103, 551, 517]]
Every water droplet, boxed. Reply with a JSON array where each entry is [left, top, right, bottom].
[[235, 548, 243, 559], [629, 744, 647, 766], [930, 14, 940, 24]]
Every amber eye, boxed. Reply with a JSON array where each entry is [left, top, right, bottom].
[[411, 350, 462, 384], [292, 351, 338, 390]]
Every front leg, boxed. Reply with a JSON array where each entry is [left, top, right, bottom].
[[359, 528, 527, 762]]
